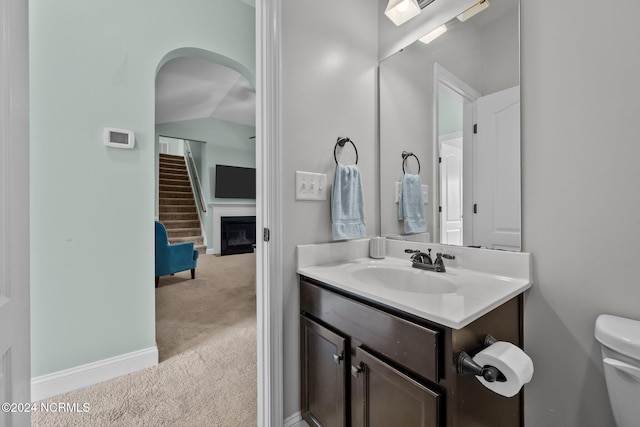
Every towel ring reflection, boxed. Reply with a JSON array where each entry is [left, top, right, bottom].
[[402, 151, 421, 174], [334, 137, 359, 165]]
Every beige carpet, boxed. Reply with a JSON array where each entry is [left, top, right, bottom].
[[32, 253, 257, 427]]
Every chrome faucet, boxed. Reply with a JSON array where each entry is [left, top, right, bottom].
[[405, 248, 433, 265], [405, 249, 455, 273]]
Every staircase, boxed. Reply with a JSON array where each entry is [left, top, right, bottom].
[[158, 153, 206, 254]]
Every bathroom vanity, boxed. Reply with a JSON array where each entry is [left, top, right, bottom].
[[297, 239, 532, 427]]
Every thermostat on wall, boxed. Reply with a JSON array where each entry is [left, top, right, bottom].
[[103, 127, 135, 149]]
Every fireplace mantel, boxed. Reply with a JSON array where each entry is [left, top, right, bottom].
[[210, 202, 256, 255]]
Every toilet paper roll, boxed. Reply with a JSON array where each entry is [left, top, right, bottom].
[[369, 237, 386, 259], [472, 341, 534, 398]]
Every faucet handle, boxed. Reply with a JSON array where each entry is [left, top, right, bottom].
[[434, 252, 455, 266]]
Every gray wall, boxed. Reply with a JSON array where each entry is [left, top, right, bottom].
[[521, 0, 640, 425], [283, 0, 640, 424], [280, 0, 379, 417]]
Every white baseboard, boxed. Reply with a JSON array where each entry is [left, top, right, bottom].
[[206, 249, 216, 255], [31, 346, 158, 402], [284, 411, 307, 427]]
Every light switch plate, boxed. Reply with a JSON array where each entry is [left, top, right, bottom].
[[296, 171, 328, 200], [395, 182, 428, 204]]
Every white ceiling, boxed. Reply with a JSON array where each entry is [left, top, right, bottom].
[[154, 1, 508, 129], [155, 56, 256, 127]]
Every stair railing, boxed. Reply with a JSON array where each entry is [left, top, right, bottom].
[[184, 141, 207, 215]]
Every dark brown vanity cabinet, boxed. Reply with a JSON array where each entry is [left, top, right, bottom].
[[351, 347, 441, 427], [300, 277, 523, 427], [301, 316, 348, 427]]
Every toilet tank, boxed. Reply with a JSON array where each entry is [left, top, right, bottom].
[[595, 314, 640, 427]]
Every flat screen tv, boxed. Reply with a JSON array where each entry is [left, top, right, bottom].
[[215, 165, 256, 199]]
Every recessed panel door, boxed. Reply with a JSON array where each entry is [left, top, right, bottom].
[[474, 86, 521, 250], [351, 347, 441, 427], [301, 316, 347, 427]]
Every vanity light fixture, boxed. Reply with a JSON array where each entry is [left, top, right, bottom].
[[385, 0, 421, 26], [419, 24, 447, 45], [457, 0, 490, 22]]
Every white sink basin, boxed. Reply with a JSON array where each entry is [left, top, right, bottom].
[[349, 265, 457, 294], [297, 255, 532, 329]]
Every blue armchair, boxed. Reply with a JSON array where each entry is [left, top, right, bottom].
[[155, 221, 199, 287]]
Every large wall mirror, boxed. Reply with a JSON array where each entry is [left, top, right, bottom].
[[379, 0, 521, 251]]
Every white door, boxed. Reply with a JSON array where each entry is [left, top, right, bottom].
[[439, 135, 463, 245], [0, 0, 31, 425], [473, 86, 521, 250]]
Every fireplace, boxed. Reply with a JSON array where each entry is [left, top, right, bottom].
[[220, 216, 256, 256]]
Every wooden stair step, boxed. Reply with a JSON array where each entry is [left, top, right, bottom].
[[166, 228, 201, 238], [160, 198, 196, 206], [159, 205, 199, 213], [169, 235, 204, 245], [159, 162, 187, 170], [159, 190, 194, 199], [159, 212, 199, 221], [159, 177, 190, 186], [159, 184, 192, 192], [160, 171, 188, 178], [160, 167, 187, 176], [159, 163, 186, 171], [159, 155, 185, 162], [161, 219, 200, 229]]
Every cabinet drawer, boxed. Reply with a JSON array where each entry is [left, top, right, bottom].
[[300, 278, 440, 383]]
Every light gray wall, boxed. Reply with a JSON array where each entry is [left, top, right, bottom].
[[281, 0, 379, 417], [521, 1, 640, 425], [481, 9, 519, 95]]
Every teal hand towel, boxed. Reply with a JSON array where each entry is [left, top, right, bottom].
[[332, 164, 365, 240], [398, 173, 426, 234]]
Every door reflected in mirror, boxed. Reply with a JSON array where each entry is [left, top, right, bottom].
[[379, 0, 520, 251]]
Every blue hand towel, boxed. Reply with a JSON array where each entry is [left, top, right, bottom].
[[398, 173, 426, 234], [332, 163, 365, 240]]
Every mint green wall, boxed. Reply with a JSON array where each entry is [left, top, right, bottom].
[[438, 88, 463, 136], [29, 0, 255, 377], [156, 117, 256, 250]]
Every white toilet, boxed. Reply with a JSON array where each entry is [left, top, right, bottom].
[[595, 314, 640, 427]]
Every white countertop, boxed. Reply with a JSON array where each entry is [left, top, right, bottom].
[[297, 239, 532, 330]]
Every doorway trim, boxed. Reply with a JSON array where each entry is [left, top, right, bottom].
[[0, 0, 31, 424], [433, 63, 480, 246], [256, 0, 284, 426]]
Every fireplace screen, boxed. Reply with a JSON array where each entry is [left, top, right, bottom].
[[221, 216, 256, 255]]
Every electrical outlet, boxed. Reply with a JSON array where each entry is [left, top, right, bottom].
[[296, 171, 327, 200], [395, 182, 429, 204]]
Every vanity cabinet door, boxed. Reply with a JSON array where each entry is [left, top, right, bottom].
[[351, 347, 441, 427], [301, 315, 348, 427]]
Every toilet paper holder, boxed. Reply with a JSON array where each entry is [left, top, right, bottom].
[[457, 335, 507, 383]]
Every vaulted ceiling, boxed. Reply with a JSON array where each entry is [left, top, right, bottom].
[[155, 56, 256, 127]]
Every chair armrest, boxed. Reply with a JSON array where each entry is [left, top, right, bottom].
[[168, 241, 195, 259]]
